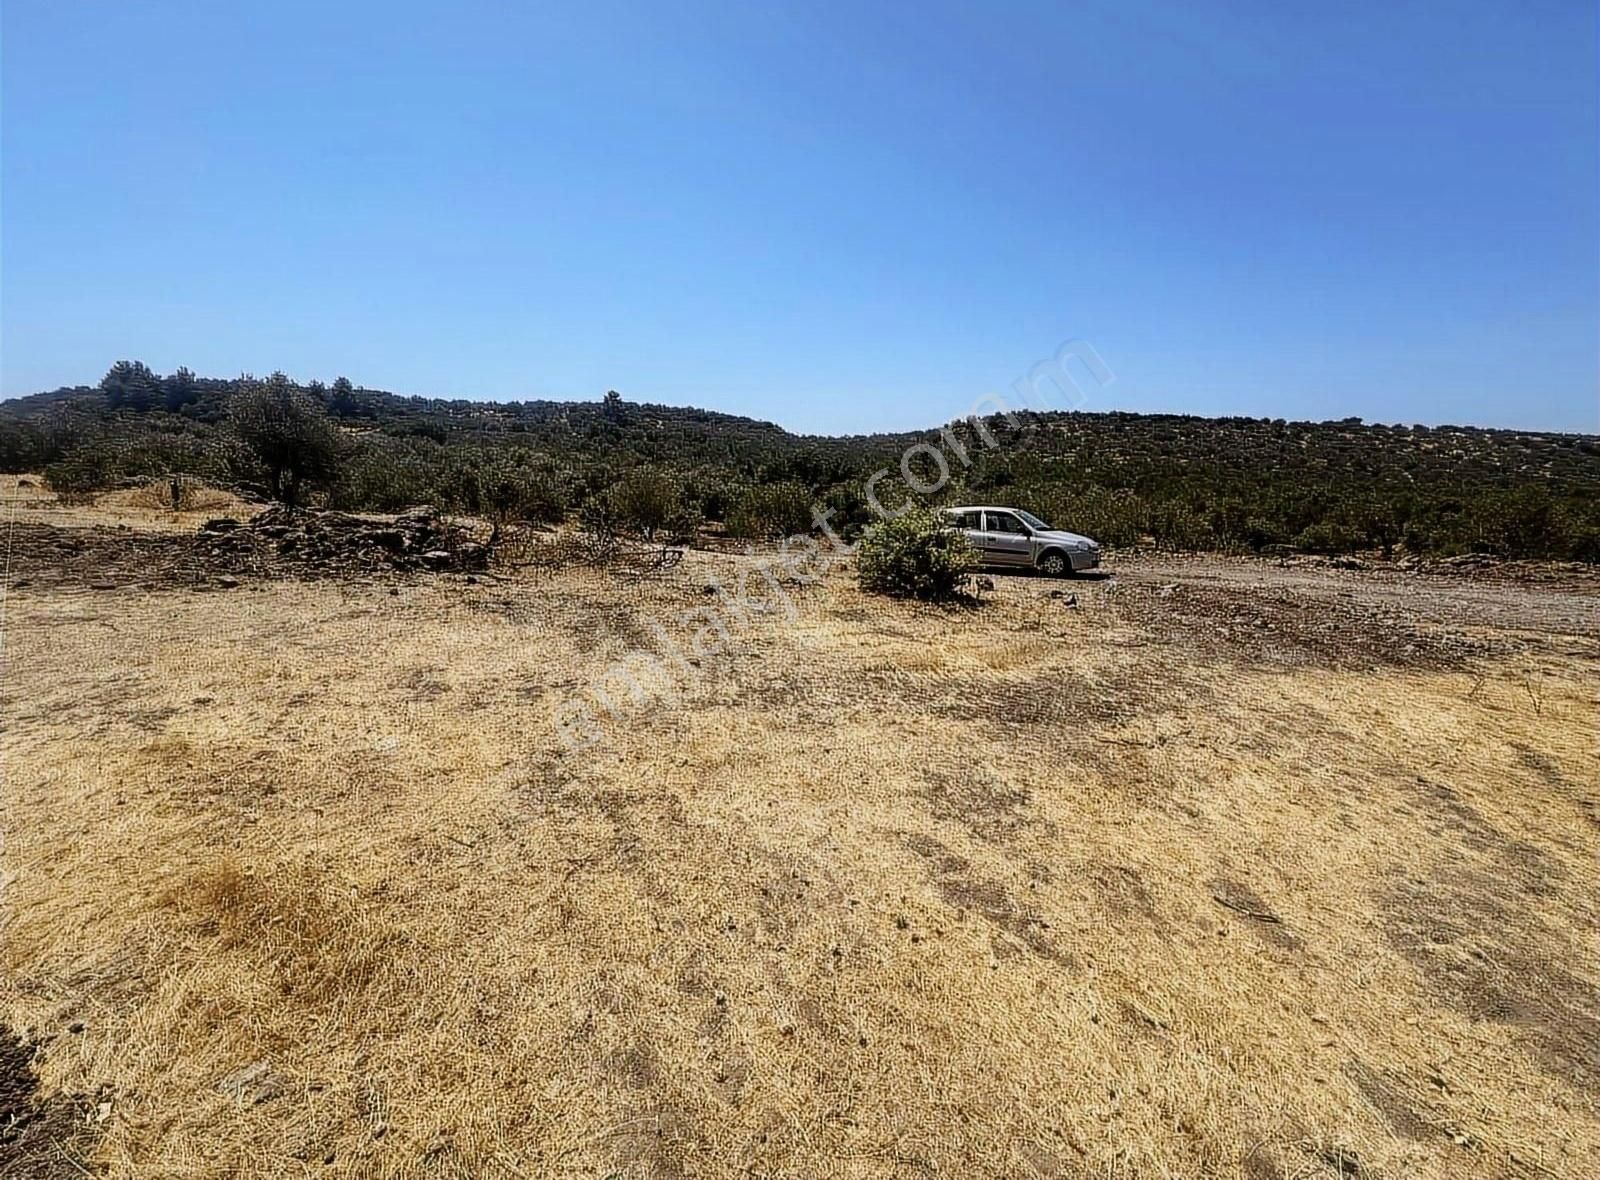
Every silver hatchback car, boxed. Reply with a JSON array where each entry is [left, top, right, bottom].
[[941, 505, 1102, 576]]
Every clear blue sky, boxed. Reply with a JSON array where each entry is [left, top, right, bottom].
[[3, 1, 1595, 433]]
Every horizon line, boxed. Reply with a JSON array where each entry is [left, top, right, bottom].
[[3, 372, 1597, 441]]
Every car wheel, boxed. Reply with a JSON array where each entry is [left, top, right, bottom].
[[1038, 551, 1068, 577]]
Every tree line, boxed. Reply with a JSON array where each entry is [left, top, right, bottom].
[[2, 362, 1597, 560]]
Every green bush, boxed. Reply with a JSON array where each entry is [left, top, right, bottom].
[[856, 508, 977, 600], [1147, 501, 1214, 551], [1050, 485, 1146, 549], [727, 480, 813, 539], [607, 467, 700, 541], [462, 457, 568, 526], [9, 364, 1600, 563], [1293, 520, 1364, 554], [44, 447, 115, 504], [332, 444, 440, 512]]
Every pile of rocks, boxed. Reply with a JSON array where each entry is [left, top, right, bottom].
[[198, 505, 489, 576]]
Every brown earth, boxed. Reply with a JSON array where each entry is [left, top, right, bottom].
[[2, 477, 1597, 1179]]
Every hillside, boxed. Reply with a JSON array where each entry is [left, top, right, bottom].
[[4, 364, 1598, 559]]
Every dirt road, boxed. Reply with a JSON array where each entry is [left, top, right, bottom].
[[1113, 553, 1600, 640]]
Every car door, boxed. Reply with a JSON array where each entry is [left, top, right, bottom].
[[982, 511, 1033, 566]]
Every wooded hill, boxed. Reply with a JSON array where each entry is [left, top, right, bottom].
[[4, 363, 1597, 559]]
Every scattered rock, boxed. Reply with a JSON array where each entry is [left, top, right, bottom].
[[196, 504, 490, 579], [216, 576, 240, 589]]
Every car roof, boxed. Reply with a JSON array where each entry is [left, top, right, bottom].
[[944, 505, 1023, 514]]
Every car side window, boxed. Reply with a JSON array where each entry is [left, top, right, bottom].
[[986, 513, 1026, 534], [960, 510, 983, 530]]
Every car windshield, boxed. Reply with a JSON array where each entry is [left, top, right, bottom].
[[1015, 509, 1051, 531]]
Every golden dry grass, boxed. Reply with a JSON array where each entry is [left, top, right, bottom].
[[1, 474, 255, 533], [1, 497, 1597, 1178]]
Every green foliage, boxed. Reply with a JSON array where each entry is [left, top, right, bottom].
[[1293, 520, 1365, 554], [606, 466, 700, 541], [6, 364, 1599, 562], [162, 366, 199, 412], [43, 448, 114, 504], [328, 439, 438, 513], [1020, 484, 1146, 549], [1146, 501, 1214, 551], [100, 360, 162, 411], [856, 509, 978, 600], [466, 455, 568, 526], [0, 418, 51, 472], [727, 480, 813, 539], [229, 372, 342, 505]]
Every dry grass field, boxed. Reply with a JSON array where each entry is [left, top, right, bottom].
[[2, 479, 1597, 1179]]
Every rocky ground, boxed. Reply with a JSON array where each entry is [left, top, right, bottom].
[[7, 507, 1594, 671], [3, 504, 489, 592]]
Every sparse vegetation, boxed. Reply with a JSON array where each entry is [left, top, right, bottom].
[[2, 478, 1596, 1178]]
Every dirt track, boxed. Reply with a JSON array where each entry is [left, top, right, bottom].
[[1112, 554, 1600, 641], [8, 517, 1598, 652]]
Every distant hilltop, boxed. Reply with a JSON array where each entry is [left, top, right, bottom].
[[3, 363, 1597, 561]]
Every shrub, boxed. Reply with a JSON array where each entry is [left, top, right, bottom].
[[1243, 516, 1286, 552], [1030, 484, 1146, 549], [1147, 501, 1214, 551], [1293, 520, 1364, 554], [608, 466, 699, 541], [681, 470, 737, 523], [333, 443, 440, 512], [856, 508, 977, 600], [464, 457, 568, 527], [727, 480, 813, 539], [44, 447, 115, 504]]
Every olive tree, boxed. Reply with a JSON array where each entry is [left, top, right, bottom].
[[229, 372, 341, 505]]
